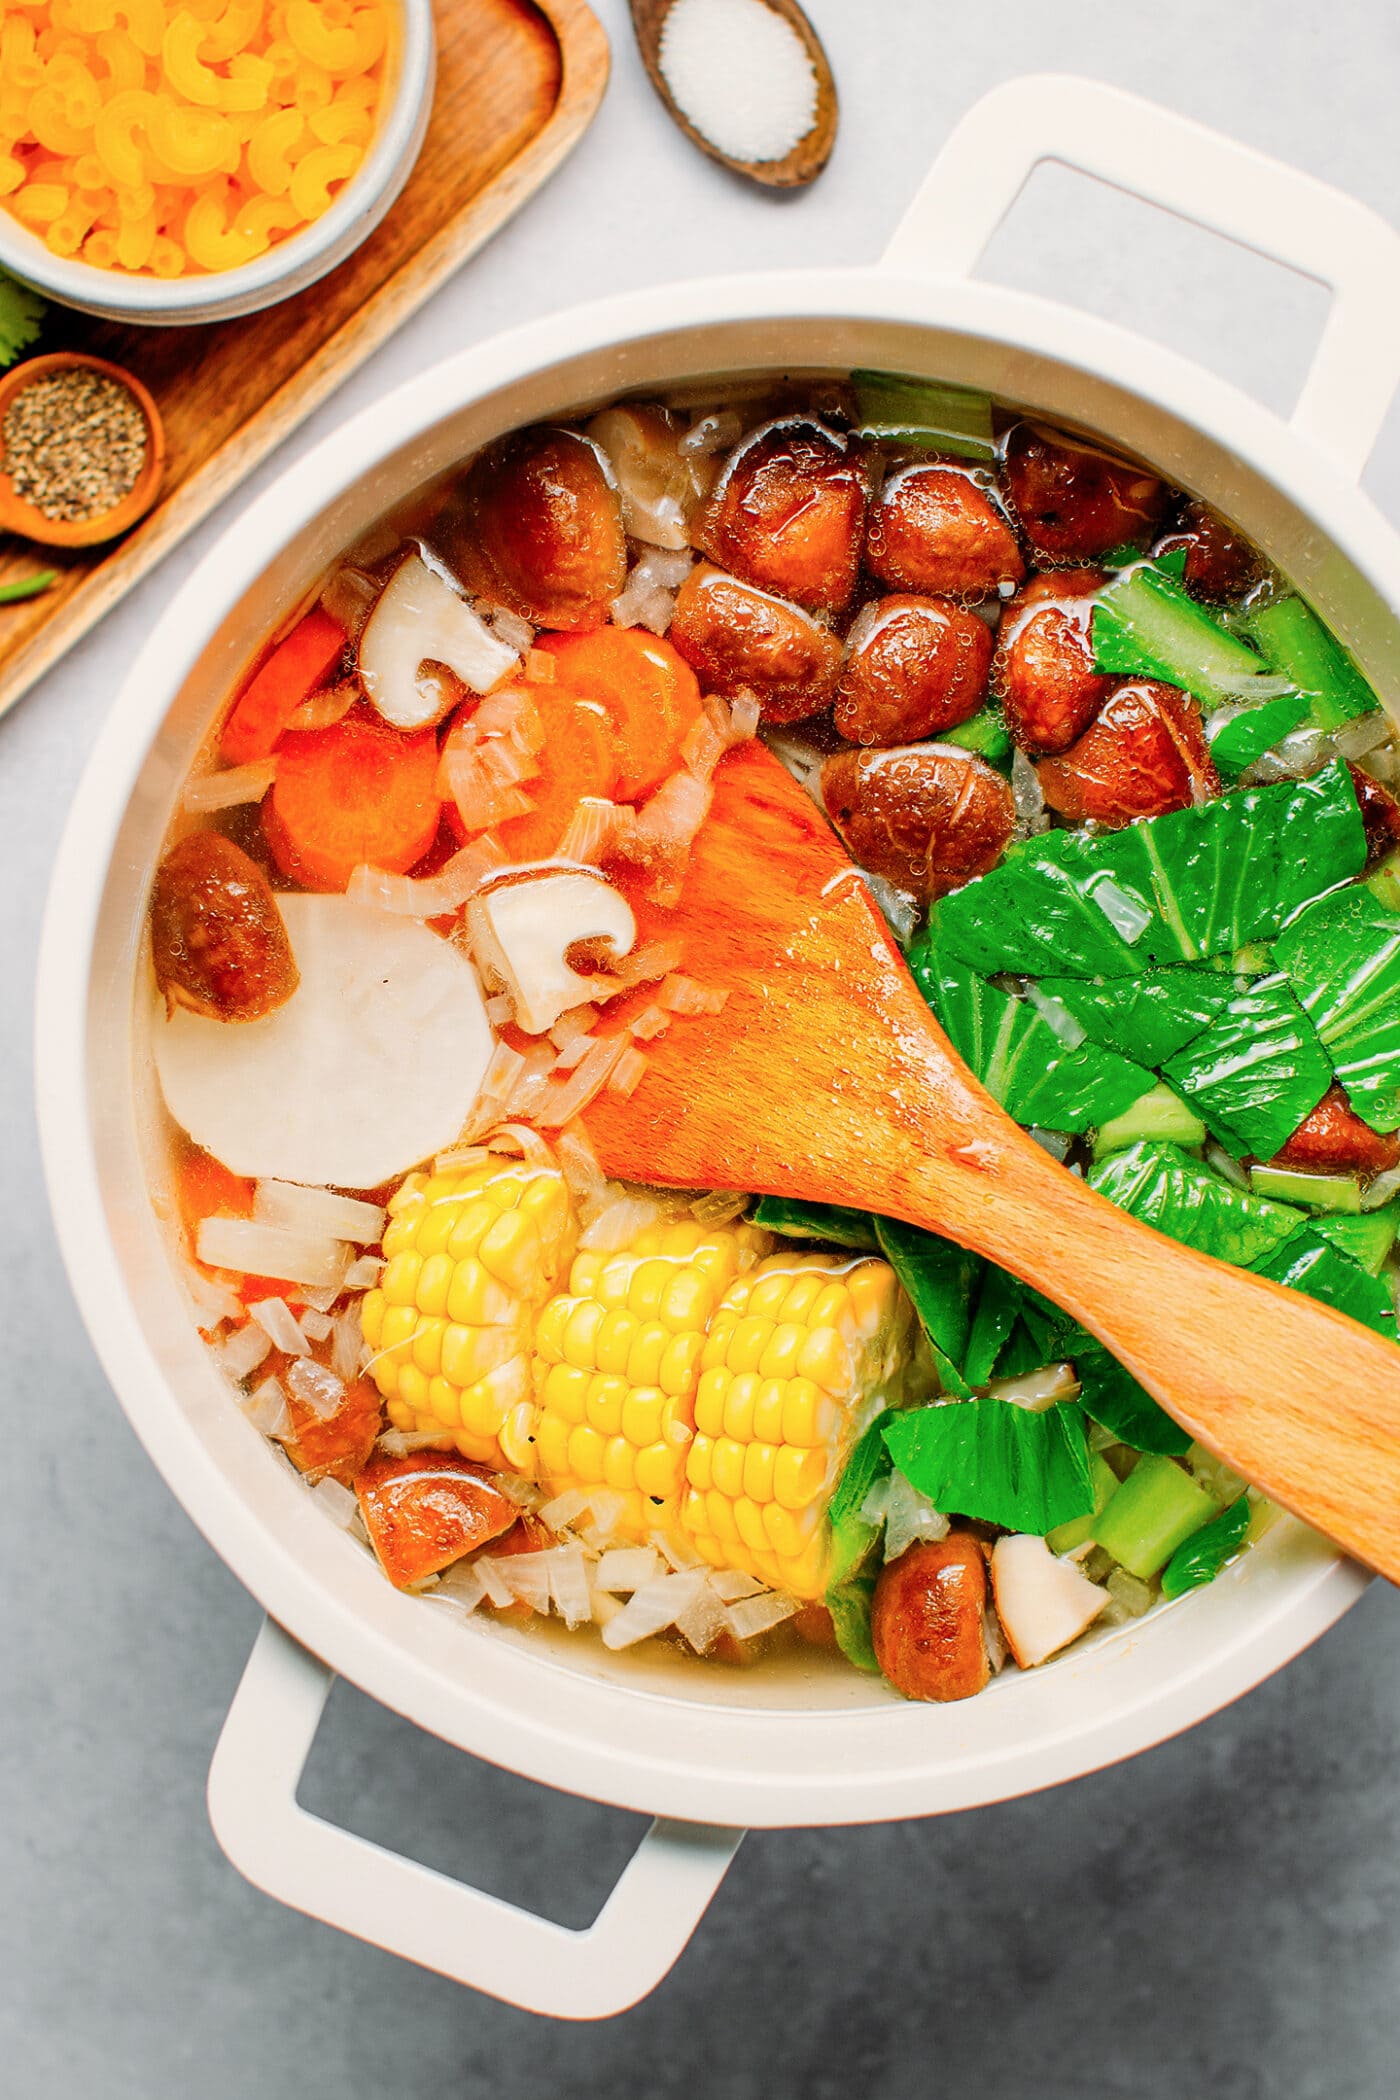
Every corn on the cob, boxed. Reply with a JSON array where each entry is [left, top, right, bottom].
[[682, 1252, 911, 1596], [530, 1216, 773, 1541], [360, 1156, 575, 1470]]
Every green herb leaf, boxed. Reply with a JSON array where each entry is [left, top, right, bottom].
[[1274, 885, 1400, 1132], [1038, 968, 1235, 1066], [1074, 1340, 1192, 1455], [1160, 1496, 1252, 1599], [1093, 558, 1292, 708], [883, 1400, 1094, 1535], [1246, 595, 1378, 730], [826, 1411, 895, 1589], [933, 765, 1366, 980], [1252, 1229, 1397, 1341], [1160, 972, 1333, 1159], [909, 934, 1153, 1131], [1087, 1141, 1303, 1265], [872, 1218, 977, 1398], [0, 269, 45, 370], [1207, 691, 1311, 778], [750, 1195, 881, 1251]]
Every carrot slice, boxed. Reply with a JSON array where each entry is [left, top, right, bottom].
[[354, 1450, 519, 1588], [263, 715, 441, 892], [478, 683, 620, 863], [220, 607, 347, 766], [536, 628, 704, 800]]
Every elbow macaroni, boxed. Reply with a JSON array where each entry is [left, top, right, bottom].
[[0, 0, 389, 275]]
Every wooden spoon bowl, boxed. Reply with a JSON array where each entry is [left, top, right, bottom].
[[584, 741, 1400, 1581], [629, 0, 839, 189], [0, 352, 164, 549]]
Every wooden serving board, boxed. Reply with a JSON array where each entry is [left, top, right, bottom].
[[0, 0, 609, 723]]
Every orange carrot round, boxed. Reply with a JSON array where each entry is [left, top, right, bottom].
[[477, 684, 620, 863], [536, 628, 704, 800], [263, 715, 441, 891], [220, 607, 348, 766]]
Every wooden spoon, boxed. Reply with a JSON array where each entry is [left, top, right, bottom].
[[629, 0, 838, 190], [585, 742, 1400, 1582]]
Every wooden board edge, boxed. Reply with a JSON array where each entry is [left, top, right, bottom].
[[0, 0, 611, 727]]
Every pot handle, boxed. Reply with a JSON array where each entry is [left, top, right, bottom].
[[207, 1617, 744, 2018], [882, 73, 1400, 478]]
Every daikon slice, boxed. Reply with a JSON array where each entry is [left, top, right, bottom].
[[154, 895, 492, 1188]]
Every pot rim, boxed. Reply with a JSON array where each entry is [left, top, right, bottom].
[[37, 265, 1382, 1827]]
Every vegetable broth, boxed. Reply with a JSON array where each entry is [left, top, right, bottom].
[[144, 369, 1400, 1705]]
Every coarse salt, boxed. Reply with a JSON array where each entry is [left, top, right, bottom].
[[658, 0, 818, 165]]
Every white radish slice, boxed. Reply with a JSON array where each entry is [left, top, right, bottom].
[[358, 552, 518, 729], [154, 895, 492, 1189], [989, 1534, 1109, 1670]]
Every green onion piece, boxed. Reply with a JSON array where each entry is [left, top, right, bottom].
[[1093, 1454, 1218, 1579], [1092, 1081, 1206, 1159], [939, 701, 1012, 767], [1044, 1451, 1120, 1554], [1206, 690, 1310, 778], [1246, 595, 1378, 730], [0, 569, 58, 605], [1315, 1205, 1400, 1275], [851, 370, 996, 460], [750, 1195, 880, 1251], [1249, 1164, 1363, 1213], [1092, 559, 1292, 709], [1160, 1496, 1251, 1599]]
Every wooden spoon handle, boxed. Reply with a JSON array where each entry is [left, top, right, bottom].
[[886, 1104, 1400, 1581]]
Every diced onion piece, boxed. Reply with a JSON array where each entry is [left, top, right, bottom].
[[550, 1033, 596, 1073], [882, 1472, 950, 1560], [1088, 877, 1153, 944], [600, 1570, 707, 1649], [376, 1426, 452, 1456], [498, 1555, 552, 1613], [1023, 985, 1087, 1048], [433, 1560, 487, 1613], [593, 1546, 662, 1593], [285, 680, 359, 734], [214, 1320, 273, 1381], [1334, 711, 1393, 760], [1363, 1165, 1400, 1212], [358, 552, 518, 728], [987, 1361, 1079, 1411], [536, 1035, 629, 1127], [330, 1308, 363, 1381], [247, 1294, 314, 1355], [580, 1488, 627, 1540], [183, 1263, 244, 1328], [474, 1558, 516, 1608], [675, 1579, 729, 1655], [607, 1044, 649, 1097], [346, 834, 508, 920], [597, 937, 685, 998], [550, 1004, 599, 1051], [538, 1488, 590, 1531], [690, 1189, 748, 1227], [286, 1357, 346, 1420], [627, 1003, 670, 1041], [1011, 747, 1048, 834], [298, 1308, 333, 1341], [707, 1567, 766, 1602], [157, 897, 494, 1190], [545, 1543, 593, 1627], [182, 758, 277, 813], [650, 1529, 705, 1573], [991, 1534, 1108, 1667], [657, 973, 729, 1016], [469, 869, 637, 1036], [486, 994, 514, 1026], [254, 1180, 386, 1245], [309, 1475, 359, 1529], [557, 798, 637, 866], [343, 1254, 383, 1290], [555, 1120, 606, 1209], [579, 1191, 671, 1252], [725, 1591, 800, 1641], [200, 1210, 352, 1291], [241, 1374, 289, 1435]]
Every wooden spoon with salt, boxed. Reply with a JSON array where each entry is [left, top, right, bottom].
[[629, 0, 838, 190], [584, 742, 1400, 1582]]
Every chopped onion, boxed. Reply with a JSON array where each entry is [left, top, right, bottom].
[[597, 936, 685, 997], [201, 1217, 350, 1292], [330, 1308, 363, 1382], [1023, 985, 1087, 1048], [285, 679, 360, 734], [1011, 748, 1048, 833], [545, 1543, 593, 1628], [460, 1039, 528, 1141], [499, 1555, 552, 1613], [474, 1557, 516, 1608], [182, 1263, 243, 1327], [538, 1488, 590, 1531], [1088, 876, 1153, 944], [580, 1487, 626, 1539], [214, 1320, 272, 1382], [1333, 711, 1394, 759], [601, 1570, 707, 1649], [593, 1545, 662, 1593], [551, 1033, 596, 1072], [882, 1471, 950, 1559], [555, 1120, 606, 1209], [858, 871, 919, 947], [241, 1374, 289, 1435], [690, 1188, 748, 1227], [254, 1180, 385, 1246], [298, 1283, 343, 1313], [579, 1191, 671, 1252], [707, 1567, 765, 1602], [608, 1045, 649, 1097], [502, 1040, 561, 1122], [550, 1004, 600, 1050], [1362, 1165, 1400, 1211], [431, 1560, 487, 1614], [650, 1530, 705, 1573], [726, 1590, 799, 1640], [486, 994, 514, 1026], [343, 1254, 383, 1291], [182, 758, 277, 813], [658, 973, 729, 1016], [298, 1308, 333, 1341], [536, 1036, 629, 1127], [248, 1295, 313, 1356], [346, 834, 508, 919], [557, 798, 637, 866], [675, 1580, 729, 1655], [309, 1474, 359, 1529], [628, 1003, 671, 1042], [286, 1357, 345, 1420], [377, 1427, 451, 1456], [988, 1361, 1079, 1410]]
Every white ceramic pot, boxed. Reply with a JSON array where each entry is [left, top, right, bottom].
[[35, 76, 1400, 2018], [0, 0, 434, 326]]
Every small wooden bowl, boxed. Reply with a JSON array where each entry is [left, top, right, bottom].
[[0, 352, 165, 549]]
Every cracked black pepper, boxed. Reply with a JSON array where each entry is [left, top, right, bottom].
[[2, 368, 148, 524]]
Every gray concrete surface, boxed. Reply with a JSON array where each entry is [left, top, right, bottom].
[[5, 2, 1400, 2092]]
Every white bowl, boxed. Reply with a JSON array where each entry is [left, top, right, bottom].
[[34, 75, 1400, 2016], [0, 0, 434, 326]]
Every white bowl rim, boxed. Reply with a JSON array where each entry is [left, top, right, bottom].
[[36, 263, 1385, 1828], [0, 0, 434, 320]]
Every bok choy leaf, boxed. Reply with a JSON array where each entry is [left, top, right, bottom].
[[1087, 1141, 1303, 1266], [883, 1400, 1094, 1535], [1160, 973, 1333, 1159], [1274, 886, 1400, 1132]]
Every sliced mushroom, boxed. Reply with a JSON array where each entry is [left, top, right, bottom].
[[468, 868, 637, 1035], [989, 1533, 1108, 1669], [585, 404, 708, 551], [358, 552, 519, 730]]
